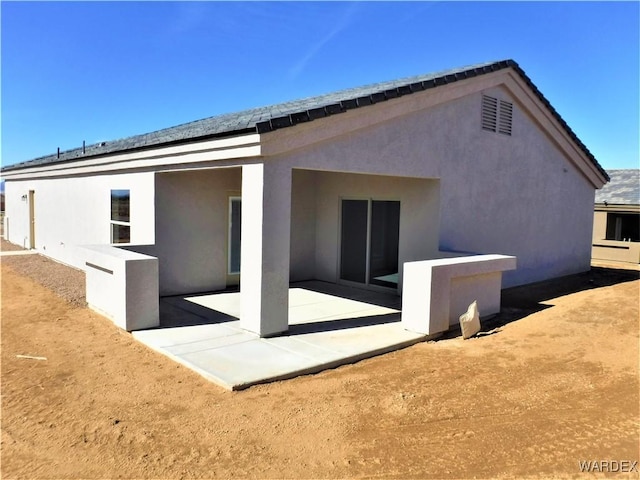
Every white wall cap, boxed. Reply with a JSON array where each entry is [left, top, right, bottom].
[[81, 244, 157, 261]]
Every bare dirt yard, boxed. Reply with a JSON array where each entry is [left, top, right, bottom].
[[1, 250, 639, 479]]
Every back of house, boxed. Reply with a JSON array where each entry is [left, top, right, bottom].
[[1, 60, 608, 305]]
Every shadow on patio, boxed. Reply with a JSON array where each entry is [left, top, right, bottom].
[[157, 280, 402, 332]]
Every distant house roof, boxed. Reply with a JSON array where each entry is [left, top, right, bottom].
[[595, 169, 640, 205], [1, 59, 607, 180]]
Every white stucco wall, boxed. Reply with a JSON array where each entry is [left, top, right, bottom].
[[264, 85, 598, 287], [311, 171, 440, 290], [4, 173, 154, 269], [154, 168, 241, 296], [435, 87, 596, 285]]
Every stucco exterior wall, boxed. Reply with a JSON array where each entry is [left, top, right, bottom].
[[311, 171, 440, 290], [593, 210, 608, 242], [435, 87, 597, 285], [290, 169, 318, 282], [592, 209, 640, 263], [265, 86, 597, 287], [154, 168, 241, 296], [4, 173, 154, 269]]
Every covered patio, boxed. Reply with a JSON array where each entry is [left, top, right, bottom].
[[151, 165, 439, 338], [132, 281, 427, 390]]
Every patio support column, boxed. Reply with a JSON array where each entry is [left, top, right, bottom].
[[240, 163, 291, 337]]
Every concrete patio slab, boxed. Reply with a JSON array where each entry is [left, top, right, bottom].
[[132, 281, 426, 390]]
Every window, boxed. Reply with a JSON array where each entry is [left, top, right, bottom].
[[606, 213, 640, 242], [482, 95, 513, 136], [110, 189, 130, 243], [228, 197, 242, 274]]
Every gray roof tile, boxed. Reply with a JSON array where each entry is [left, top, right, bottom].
[[595, 170, 640, 205], [2, 59, 607, 180]]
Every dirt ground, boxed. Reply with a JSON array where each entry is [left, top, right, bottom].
[[1, 251, 639, 479]]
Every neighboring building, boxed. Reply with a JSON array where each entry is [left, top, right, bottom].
[[592, 169, 640, 264], [1, 59, 608, 335]]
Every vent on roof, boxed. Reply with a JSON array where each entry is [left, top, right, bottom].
[[482, 94, 513, 136]]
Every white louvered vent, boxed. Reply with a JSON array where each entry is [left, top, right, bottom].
[[481, 94, 513, 136], [498, 100, 513, 135], [481, 95, 498, 132]]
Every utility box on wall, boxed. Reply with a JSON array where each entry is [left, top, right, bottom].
[[83, 245, 159, 331]]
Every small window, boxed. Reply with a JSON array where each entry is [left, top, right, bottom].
[[606, 213, 639, 242], [110, 189, 130, 244], [482, 95, 513, 136], [228, 197, 241, 274]]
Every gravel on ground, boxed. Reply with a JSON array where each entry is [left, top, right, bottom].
[[1, 252, 86, 307]]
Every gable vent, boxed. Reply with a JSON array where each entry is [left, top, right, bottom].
[[481, 95, 498, 131], [481, 94, 513, 136], [498, 100, 513, 135]]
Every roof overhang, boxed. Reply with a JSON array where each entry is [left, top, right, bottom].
[[595, 203, 640, 213], [1, 133, 261, 180]]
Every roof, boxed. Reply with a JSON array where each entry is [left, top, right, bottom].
[[595, 169, 640, 205], [1, 59, 608, 180]]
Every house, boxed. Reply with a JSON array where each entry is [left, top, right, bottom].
[[592, 169, 640, 263], [1, 59, 608, 336]]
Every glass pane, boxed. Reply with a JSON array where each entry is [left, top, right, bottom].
[[111, 223, 130, 244], [607, 213, 640, 242], [111, 190, 130, 222], [229, 198, 242, 274], [369, 200, 400, 288], [340, 200, 368, 283]]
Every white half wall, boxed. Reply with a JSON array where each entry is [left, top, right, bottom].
[[402, 254, 517, 336], [84, 245, 159, 331]]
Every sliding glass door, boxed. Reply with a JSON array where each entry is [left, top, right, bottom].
[[340, 199, 400, 290], [340, 200, 369, 283]]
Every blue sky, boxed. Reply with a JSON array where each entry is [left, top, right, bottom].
[[1, 1, 638, 170]]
